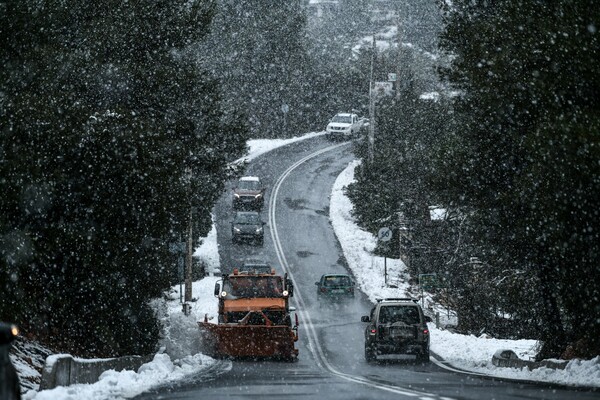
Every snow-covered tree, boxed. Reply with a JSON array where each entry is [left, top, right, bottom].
[[0, 0, 247, 356]]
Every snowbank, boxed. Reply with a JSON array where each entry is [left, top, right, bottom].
[[23, 353, 221, 400], [329, 160, 600, 388], [329, 160, 412, 303], [235, 131, 326, 164]]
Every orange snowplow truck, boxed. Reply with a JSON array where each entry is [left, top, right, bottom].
[[198, 268, 299, 359]]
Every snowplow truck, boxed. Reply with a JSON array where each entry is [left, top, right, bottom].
[[198, 268, 299, 359]]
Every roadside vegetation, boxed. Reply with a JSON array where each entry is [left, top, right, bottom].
[[348, 1, 599, 360], [0, 1, 248, 357], [1, 0, 597, 365]]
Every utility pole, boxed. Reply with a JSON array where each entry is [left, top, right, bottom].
[[184, 167, 193, 303], [368, 33, 376, 164], [396, 13, 402, 99], [185, 207, 193, 302], [398, 210, 409, 270]]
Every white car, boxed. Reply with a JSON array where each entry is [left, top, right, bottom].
[[326, 113, 363, 139]]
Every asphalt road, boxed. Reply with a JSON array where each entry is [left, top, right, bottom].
[[135, 136, 597, 400]]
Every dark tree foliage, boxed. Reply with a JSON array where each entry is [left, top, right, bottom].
[[0, 0, 247, 356], [348, 90, 454, 273], [199, 0, 317, 137], [345, 0, 599, 358], [437, 0, 600, 358]]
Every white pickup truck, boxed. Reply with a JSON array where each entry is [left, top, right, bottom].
[[326, 113, 366, 139]]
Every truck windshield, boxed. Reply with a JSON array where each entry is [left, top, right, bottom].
[[238, 180, 260, 190], [224, 276, 284, 298], [234, 213, 261, 224]]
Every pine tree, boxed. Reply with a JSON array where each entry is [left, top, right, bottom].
[[438, 0, 600, 358]]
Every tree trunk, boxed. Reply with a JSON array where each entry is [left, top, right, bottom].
[[535, 259, 566, 361]]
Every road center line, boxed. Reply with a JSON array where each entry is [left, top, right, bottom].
[[268, 142, 449, 398]]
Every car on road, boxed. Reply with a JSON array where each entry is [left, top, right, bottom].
[[241, 258, 274, 274], [1, 322, 21, 400], [232, 176, 265, 210], [361, 298, 432, 363], [326, 113, 363, 139], [315, 274, 355, 299], [231, 211, 265, 245]]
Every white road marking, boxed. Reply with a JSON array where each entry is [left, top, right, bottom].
[[268, 142, 456, 399]]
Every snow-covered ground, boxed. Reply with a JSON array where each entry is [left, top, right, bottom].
[[22, 132, 599, 399], [234, 130, 326, 164]]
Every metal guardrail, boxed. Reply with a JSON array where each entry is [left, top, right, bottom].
[[39, 353, 154, 390], [492, 349, 568, 371]]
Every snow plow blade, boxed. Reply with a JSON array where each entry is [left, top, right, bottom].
[[198, 322, 298, 359]]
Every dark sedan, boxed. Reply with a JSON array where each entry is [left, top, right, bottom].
[[316, 274, 355, 299], [231, 211, 265, 245]]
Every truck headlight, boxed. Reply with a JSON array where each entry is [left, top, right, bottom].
[[255, 227, 263, 234], [233, 227, 241, 233]]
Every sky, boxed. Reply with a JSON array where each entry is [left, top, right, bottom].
[[20, 132, 600, 400]]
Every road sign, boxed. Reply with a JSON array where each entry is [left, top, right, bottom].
[[177, 257, 184, 281], [378, 227, 392, 242], [419, 273, 437, 290], [169, 242, 185, 253], [374, 81, 394, 97]]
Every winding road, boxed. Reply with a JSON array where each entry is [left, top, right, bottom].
[[135, 136, 597, 400]]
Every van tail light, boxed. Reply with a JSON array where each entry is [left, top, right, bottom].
[[423, 329, 429, 335], [320, 287, 327, 293], [369, 328, 377, 335]]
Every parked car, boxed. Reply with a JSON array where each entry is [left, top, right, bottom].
[[361, 298, 432, 363], [315, 274, 355, 299], [326, 113, 363, 139], [241, 258, 274, 274], [231, 211, 265, 245], [0, 322, 21, 400], [232, 176, 265, 210]]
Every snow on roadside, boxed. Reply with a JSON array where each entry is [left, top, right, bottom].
[[194, 214, 221, 276], [430, 326, 538, 365], [432, 326, 600, 387], [329, 160, 600, 388], [329, 160, 412, 303], [23, 352, 222, 400], [24, 218, 226, 400], [234, 131, 326, 164]]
